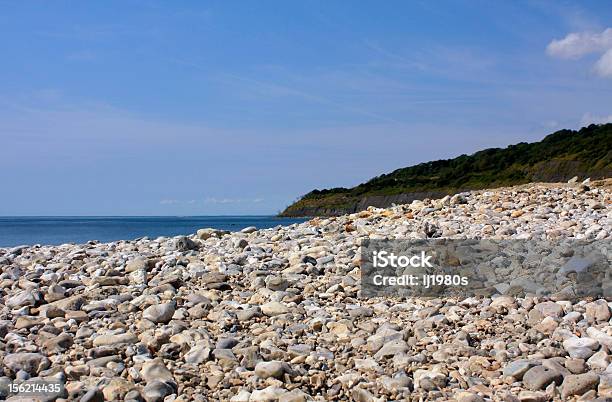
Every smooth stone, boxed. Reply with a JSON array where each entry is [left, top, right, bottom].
[[249, 386, 286, 401], [212, 348, 238, 365], [184, 344, 211, 365], [197, 228, 229, 240], [15, 316, 44, 329], [216, 337, 238, 349], [142, 302, 176, 324], [51, 295, 85, 311], [230, 390, 251, 402], [533, 302, 563, 318], [255, 361, 286, 379], [42, 333, 74, 353], [522, 365, 562, 391], [563, 337, 599, 359], [490, 295, 516, 309], [413, 369, 447, 390], [141, 359, 176, 388], [39, 305, 65, 319], [102, 378, 134, 401], [261, 301, 289, 316], [586, 327, 612, 349], [503, 360, 537, 380], [517, 390, 547, 402], [236, 307, 260, 321], [587, 350, 610, 370], [278, 389, 310, 402], [374, 340, 408, 360], [561, 373, 600, 399], [142, 381, 175, 402], [80, 389, 104, 402], [174, 236, 197, 251], [6, 291, 37, 309], [585, 300, 611, 322], [456, 391, 485, 402], [565, 358, 586, 374], [125, 257, 147, 273], [599, 374, 612, 397], [3, 353, 50, 375], [92, 332, 138, 347], [129, 269, 147, 285]]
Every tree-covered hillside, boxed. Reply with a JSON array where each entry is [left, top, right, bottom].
[[280, 124, 612, 216]]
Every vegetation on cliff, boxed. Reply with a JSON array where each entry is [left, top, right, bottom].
[[280, 124, 612, 216]]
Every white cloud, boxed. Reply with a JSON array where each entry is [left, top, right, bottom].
[[594, 49, 612, 77], [547, 28, 612, 59], [581, 112, 612, 126], [547, 28, 612, 77]]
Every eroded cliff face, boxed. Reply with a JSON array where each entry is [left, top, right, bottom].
[[280, 160, 612, 217], [280, 191, 451, 217]]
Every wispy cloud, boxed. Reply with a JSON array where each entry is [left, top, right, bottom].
[[363, 40, 497, 80], [217, 73, 402, 124], [595, 49, 612, 77], [204, 197, 264, 204], [169, 56, 403, 124], [160, 198, 264, 205], [547, 28, 612, 77]]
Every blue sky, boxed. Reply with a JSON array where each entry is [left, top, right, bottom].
[[1, 1, 611, 215]]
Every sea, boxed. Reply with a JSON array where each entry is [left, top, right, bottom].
[[0, 216, 309, 247]]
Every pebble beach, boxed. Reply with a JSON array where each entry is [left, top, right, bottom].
[[1, 179, 611, 401]]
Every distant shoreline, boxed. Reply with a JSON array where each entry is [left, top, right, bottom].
[[0, 216, 308, 248]]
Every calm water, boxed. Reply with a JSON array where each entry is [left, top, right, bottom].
[[0, 216, 308, 247]]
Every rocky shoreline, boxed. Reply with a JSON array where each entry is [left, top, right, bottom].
[[1, 180, 611, 401]]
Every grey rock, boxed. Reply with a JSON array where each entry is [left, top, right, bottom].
[[374, 340, 409, 360], [503, 360, 537, 380], [92, 332, 138, 347], [563, 337, 599, 359], [175, 236, 197, 251], [142, 302, 176, 324], [142, 381, 175, 402], [522, 365, 562, 391], [80, 389, 104, 402], [141, 359, 176, 388], [6, 291, 36, 309], [3, 353, 50, 375], [184, 344, 211, 364], [216, 337, 239, 349]]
